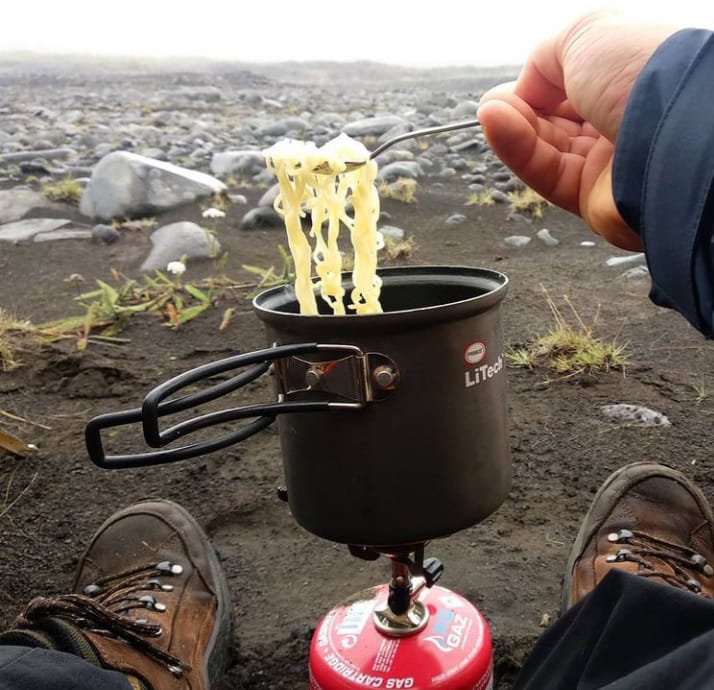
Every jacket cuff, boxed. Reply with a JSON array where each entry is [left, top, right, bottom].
[[613, 28, 714, 335]]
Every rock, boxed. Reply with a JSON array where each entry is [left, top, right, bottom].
[[377, 161, 422, 183], [497, 178, 525, 193], [536, 228, 559, 247], [94, 143, 114, 159], [80, 151, 226, 221], [446, 213, 467, 226], [490, 190, 510, 204], [377, 122, 415, 146], [253, 169, 277, 186], [34, 228, 93, 241], [0, 188, 63, 223], [343, 116, 407, 137], [580, 241, 596, 247], [20, 159, 51, 175], [256, 118, 309, 137], [504, 235, 531, 248], [240, 206, 283, 230], [450, 139, 482, 154], [379, 225, 406, 241], [381, 148, 415, 164], [601, 404, 671, 427], [210, 150, 264, 177], [0, 218, 72, 241], [621, 266, 650, 279], [452, 100, 479, 118], [506, 213, 532, 232], [0, 148, 75, 164], [142, 147, 167, 161], [92, 223, 121, 244], [606, 253, 646, 267], [141, 222, 221, 272], [174, 86, 223, 102], [258, 183, 281, 208]]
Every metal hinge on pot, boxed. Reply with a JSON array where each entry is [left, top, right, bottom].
[[273, 345, 399, 403]]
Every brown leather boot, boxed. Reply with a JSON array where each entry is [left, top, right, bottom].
[[563, 462, 714, 611], [12, 500, 231, 690]]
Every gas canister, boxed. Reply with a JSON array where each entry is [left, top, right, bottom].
[[309, 584, 493, 690]]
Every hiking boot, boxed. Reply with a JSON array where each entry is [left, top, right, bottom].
[[10, 499, 231, 689], [563, 462, 714, 611]]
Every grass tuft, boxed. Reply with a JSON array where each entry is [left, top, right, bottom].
[[508, 188, 549, 218], [381, 236, 416, 262], [507, 289, 629, 377], [378, 177, 417, 204], [42, 176, 83, 204], [465, 189, 495, 206]]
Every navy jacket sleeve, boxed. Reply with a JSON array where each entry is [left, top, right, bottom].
[[612, 28, 714, 337]]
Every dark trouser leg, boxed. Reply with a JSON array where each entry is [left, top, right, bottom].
[[0, 646, 132, 690], [515, 569, 714, 690]]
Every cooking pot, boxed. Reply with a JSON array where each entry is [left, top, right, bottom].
[[85, 266, 510, 546]]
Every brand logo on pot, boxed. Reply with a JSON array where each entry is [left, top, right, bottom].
[[464, 341, 487, 366], [465, 353, 504, 388]]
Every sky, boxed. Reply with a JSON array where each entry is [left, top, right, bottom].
[[1, 1, 712, 68]]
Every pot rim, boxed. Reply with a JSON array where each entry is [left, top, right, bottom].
[[253, 265, 509, 331]]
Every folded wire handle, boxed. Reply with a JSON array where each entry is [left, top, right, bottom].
[[85, 343, 364, 470]]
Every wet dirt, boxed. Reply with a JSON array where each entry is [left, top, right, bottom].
[[2, 180, 714, 690]]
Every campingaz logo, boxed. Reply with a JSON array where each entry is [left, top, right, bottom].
[[423, 610, 469, 653]]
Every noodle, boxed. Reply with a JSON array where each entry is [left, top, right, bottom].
[[264, 134, 383, 315]]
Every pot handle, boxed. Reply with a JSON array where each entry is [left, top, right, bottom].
[[85, 343, 362, 470]]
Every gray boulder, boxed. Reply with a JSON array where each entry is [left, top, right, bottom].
[[240, 207, 283, 230], [602, 404, 670, 427], [377, 161, 422, 183], [258, 183, 281, 208], [256, 118, 309, 137], [0, 148, 75, 164], [0, 218, 73, 241], [141, 222, 221, 272], [80, 151, 226, 221], [210, 150, 265, 177], [0, 188, 65, 224], [343, 116, 407, 137]]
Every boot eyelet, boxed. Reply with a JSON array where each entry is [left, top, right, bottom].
[[691, 554, 714, 576], [606, 548, 632, 563], [156, 561, 184, 576], [168, 664, 184, 677], [147, 578, 175, 592], [686, 578, 702, 593], [607, 529, 634, 543]]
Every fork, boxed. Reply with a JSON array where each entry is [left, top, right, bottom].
[[312, 118, 480, 174]]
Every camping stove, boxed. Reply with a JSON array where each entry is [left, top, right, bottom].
[[84, 266, 507, 689], [309, 544, 492, 690]]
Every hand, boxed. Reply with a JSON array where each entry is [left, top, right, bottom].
[[477, 11, 678, 251]]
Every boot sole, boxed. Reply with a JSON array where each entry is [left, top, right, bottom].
[[560, 461, 713, 613]]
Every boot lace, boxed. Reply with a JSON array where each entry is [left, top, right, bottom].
[[15, 560, 190, 676], [607, 528, 714, 594]]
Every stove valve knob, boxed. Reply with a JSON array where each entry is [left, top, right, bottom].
[[423, 557, 444, 587]]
